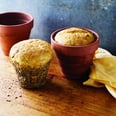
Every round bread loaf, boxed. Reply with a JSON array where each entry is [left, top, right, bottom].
[[10, 39, 52, 68], [9, 39, 53, 88], [55, 27, 95, 46]]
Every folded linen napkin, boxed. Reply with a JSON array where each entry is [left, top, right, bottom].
[[83, 48, 116, 98]]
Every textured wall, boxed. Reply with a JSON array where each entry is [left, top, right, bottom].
[[0, 0, 116, 54]]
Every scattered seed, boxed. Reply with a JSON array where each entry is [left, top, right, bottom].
[[38, 94, 42, 96], [7, 95, 10, 97], [19, 95, 22, 97], [15, 97, 18, 99], [6, 100, 11, 102]]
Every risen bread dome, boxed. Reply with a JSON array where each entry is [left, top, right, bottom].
[[55, 27, 95, 46], [10, 39, 53, 68]]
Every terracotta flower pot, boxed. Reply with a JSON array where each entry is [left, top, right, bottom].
[[0, 12, 34, 56], [51, 27, 100, 80]]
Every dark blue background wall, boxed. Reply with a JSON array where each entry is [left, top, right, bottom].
[[0, 0, 116, 54]]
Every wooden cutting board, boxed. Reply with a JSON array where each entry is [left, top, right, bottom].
[[0, 50, 116, 116]]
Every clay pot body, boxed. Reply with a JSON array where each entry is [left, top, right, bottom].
[[51, 27, 100, 80], [0, 12, 33, 56]]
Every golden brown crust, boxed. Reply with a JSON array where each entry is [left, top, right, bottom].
[[55, 27, 95, 46], [10, 39, 53, 68]]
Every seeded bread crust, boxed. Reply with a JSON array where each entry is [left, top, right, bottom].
[[10, 39, 53, 68]]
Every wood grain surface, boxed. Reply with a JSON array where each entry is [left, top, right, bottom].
[[0, 49, 116, 116]]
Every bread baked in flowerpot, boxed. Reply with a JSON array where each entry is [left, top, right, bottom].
[[9, 39, 53, 89], [51, 27, 100, 80]]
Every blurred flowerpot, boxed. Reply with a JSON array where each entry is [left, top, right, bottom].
[[0, 12, 33, 56]]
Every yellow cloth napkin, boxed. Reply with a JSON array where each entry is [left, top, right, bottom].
[[83, 48, 116, 98]]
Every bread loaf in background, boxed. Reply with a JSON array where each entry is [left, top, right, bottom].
[[55, 27, 95, 46]]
